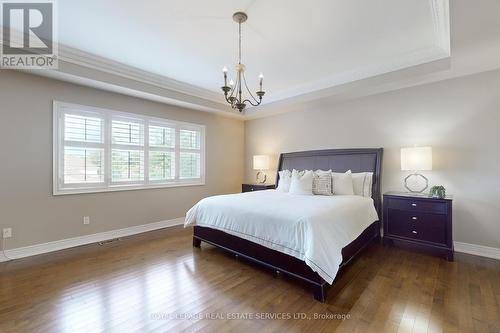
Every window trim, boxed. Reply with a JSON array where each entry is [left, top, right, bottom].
[[53, 101, 206, 195]]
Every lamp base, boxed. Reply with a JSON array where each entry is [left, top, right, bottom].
[[256, 171, 267, 184], [404, 173, 428, 193]]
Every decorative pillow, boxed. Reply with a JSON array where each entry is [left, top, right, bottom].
[[276, 170, 292, 192], [312, 169, 333, 195], [332, 170, 354, 195], [289, 169, 314, 195], [352, 172, 373, 197]]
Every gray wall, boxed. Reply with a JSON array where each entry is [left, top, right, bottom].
[[2, 68, 499, 250], [245, 69, 500, 249], [0, 71, 244, 249]]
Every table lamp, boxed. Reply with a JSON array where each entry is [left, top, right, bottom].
[[401, 146, 432, 193], [253, 155, 269, 184]]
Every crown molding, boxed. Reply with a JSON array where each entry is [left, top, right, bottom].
[[248, 0, 450, 106], [263, 45, 450, 106], [244, 1, 451, 118], [58, 45, 223, 103], [0, 29, 240, 118], [28, 65, 244, 119], [429, 0, 451, 54], [1, 1, 450, 119]]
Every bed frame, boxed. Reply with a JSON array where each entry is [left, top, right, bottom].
[[193, 148, 383, 302]]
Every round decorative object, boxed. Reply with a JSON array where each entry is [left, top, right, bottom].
[[256, 171, 267, 184], [404, 173, 428, 193], [235, 63, 246, 72], [232, 11, 248, 23]]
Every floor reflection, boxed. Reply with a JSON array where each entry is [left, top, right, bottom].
[[1, 227, 498, 332]]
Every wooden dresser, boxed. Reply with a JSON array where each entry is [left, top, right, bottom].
[[383, 192, 453, 261]]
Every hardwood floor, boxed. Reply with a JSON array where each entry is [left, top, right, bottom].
[[1, 226, 499, 333]]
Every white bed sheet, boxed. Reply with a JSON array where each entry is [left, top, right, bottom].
[[184, 190, 379, 284]]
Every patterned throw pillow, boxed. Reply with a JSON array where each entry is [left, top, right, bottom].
[[312, 170, 333, 195]]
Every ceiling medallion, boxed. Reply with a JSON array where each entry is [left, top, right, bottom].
[[221, 12, 265, 112]]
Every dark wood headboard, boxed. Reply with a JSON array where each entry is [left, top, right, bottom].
[[276, 148, 383, 217]]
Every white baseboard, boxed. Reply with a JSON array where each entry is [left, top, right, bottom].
[[0, 217, 184, 262], [454, 241, 500, 260], [2, 223, 498, 263]]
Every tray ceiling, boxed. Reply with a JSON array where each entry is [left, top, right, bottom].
[[21, 0, 453, 116]]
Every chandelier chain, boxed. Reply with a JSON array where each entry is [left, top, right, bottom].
[[221, 12, 265, 112], [238, 21, 242, 64]]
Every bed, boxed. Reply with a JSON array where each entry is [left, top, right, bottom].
[[185, 148, 383, 302]]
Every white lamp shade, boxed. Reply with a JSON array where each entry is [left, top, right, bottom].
[[401, 147, 432, 171], [253, 155, 270, 170]]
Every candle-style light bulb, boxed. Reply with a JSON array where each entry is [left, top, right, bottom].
[[259, 73, 263, 90], [223, 66, 228, 86], [229, 79, 234, 86]]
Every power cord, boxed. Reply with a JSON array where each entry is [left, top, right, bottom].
[[1, 237, 14, 261]]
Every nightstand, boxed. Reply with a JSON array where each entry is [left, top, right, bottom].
[[383, 192, 453, 261], [242, 183, 275, 192]]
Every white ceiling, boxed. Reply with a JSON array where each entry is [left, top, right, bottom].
[[55, 0, 449, 107]]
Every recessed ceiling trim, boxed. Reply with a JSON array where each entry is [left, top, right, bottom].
[[51, 0, 451, 115], [263, 0, 450, 103], [59, 45, 223, 103], [2, 1, 451, 120], [430, 0, 451, 54], [28, 67, 245, 118], [265, 45, 450, 104]]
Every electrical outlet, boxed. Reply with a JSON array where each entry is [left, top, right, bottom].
[[2, 228, 12, 239], [83, 216, 90, 225]]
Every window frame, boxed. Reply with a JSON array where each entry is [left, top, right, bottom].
[[53, 101, 206, 195]]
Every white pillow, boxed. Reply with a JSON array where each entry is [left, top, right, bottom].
[[276, 170, 292, 192], [332, 170, 354, 195], [352, 172, 373, 197], [312, 169, 333, 195], [289, 169, 313, 195]]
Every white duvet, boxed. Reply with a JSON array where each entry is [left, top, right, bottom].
[[184, 190, 379, 284]]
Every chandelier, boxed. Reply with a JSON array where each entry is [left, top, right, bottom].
[[221, 12, 265, 112]]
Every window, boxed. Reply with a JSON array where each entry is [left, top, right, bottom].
[[53, 101, 205, 195]]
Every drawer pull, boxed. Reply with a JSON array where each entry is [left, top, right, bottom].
[[251, 188, 254, 191], [412, 230, 418, 234], [412, 216, 418, 220], [411, 203, 417, 207]]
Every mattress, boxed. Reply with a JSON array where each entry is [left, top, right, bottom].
[[185, 190, 379, 283]]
